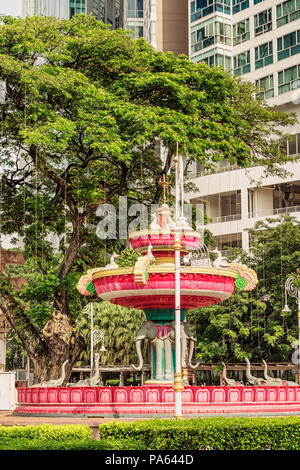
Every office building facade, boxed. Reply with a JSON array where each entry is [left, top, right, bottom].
[[187, 0, 300, 252], [125, 0, 189, 55], [21, 0, 124, 28]]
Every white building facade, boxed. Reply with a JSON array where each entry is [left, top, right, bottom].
[[22, 0, 69, 17], [187, 0, 300, 252]]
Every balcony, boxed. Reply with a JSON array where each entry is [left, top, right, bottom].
[[210, 213, 241, 224], [249, 204, 300, 219]]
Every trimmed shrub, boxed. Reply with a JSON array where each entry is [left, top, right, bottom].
[[0, 424, 147, 450], [0, 437, 146, 451], [0, 424, 92, 441], [99, 416, 300, 450]]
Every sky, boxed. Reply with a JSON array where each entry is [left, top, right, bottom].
[[0, 0, 23, 16]]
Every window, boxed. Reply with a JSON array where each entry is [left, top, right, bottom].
[[115, 0, 121, 28], [255, 75, 274, 99], [254, 9, 272, 36], [195, 49, 232, 71], [69, 0, 86, 17], [128, 23, 144, 38], [278, 133, 300, 155], [254, 0, 266, 4], [233, 19, 250, 45], [232, 0, 249, 14], [128, 0, 143, 18], [190, 0, 231, 23], [278, 64, 300, 94], [233, 51, 250, 75], [277, 0, 300, 27], [255, 41, 273, 69], [191, 20, 231, 54], [97, 0, 105, 22], [277, 30, 300, 60]]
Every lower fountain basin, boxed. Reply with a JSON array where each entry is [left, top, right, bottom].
[[15, 385, 300, 417]]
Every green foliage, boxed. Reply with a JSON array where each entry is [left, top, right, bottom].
[[0, 437, 146, 451], [117, 247, 140, 267], [99, 416, 300, 450], [76, 301, 146, 365], [0, 424, 92, 440], [0, 423, 146, 450]]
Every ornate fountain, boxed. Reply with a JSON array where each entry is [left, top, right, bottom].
[[14, 158, 300, 417], [82, 202, 255, 387]]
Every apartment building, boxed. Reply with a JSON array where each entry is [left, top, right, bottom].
[[20, 0, 124, 27], [125, 0, 188, 54], [187, 0, 300, 252]]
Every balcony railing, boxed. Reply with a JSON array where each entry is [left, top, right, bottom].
[[209, 213, 241, 224], [186, 163, 240, 180], [249, 205, 300, 219]]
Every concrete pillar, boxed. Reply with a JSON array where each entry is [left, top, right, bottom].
[[241, 187, 249, 251]]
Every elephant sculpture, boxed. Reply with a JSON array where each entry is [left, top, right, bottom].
[[165, 321, 200, 371], [131, 319, 199, 383], [131, 320, 169, 381]]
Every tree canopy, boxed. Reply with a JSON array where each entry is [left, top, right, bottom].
[[0, 14, 297, 382]]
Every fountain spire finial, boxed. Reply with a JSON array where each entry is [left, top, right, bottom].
[[158, 173, 169, 204]]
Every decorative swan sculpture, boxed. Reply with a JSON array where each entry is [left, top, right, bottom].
[[210, 248, 228, 268], [262, 360, 284, 386], [245, 357, 266, 386], [221, 362, 243, 386], [72, 355, 100, 387], [31, 360, 69, 387], [104, 252, 120, 269]]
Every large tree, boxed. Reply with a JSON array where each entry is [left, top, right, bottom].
[[0, 14, 296, 383]]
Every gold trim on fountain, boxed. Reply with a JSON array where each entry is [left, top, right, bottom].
[[128, 229, 202, 239], [91, 265, 238, 280]]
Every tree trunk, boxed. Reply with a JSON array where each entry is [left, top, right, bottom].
[[0, 281, 86, 384], [33, 307, 86, 384], [30, 330, 86, 384]]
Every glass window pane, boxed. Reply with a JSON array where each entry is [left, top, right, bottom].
[[283, 0, 295, 15], [297, 133, 300, 153], [292, 43, 300, 55], [277, 4, 282, 17], [289, 135, 297, 154], [278, 71, 284, 84]]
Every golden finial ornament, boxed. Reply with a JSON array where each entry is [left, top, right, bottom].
[[158, 174, 170, 204]]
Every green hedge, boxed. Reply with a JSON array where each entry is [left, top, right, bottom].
[[0, 437, 146, 451], [0, 424, 92, 440], [0, 424, 146, 450], [99, 416, 300, 450]]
